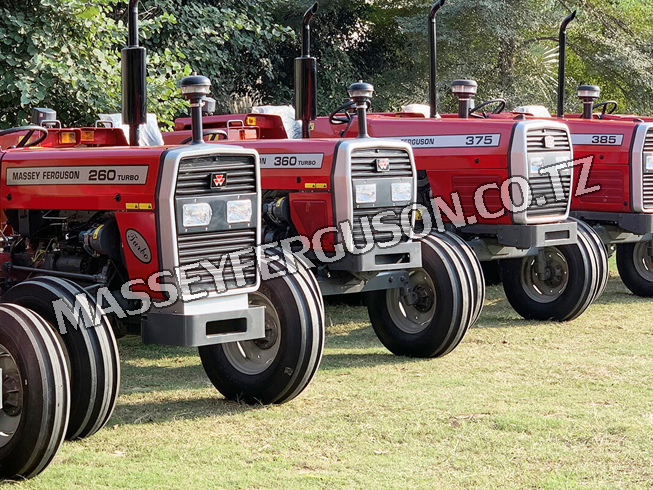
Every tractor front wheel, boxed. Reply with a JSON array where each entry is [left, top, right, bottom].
[[199, 254, 324, 405], [2, 277, 120, 441], [0, 304, 70, 480], [500, 224, 605, 321], [365, 232, 483, 358]]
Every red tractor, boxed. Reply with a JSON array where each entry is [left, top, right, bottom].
[[506, 12, 653, 297], [0, 1, 324, 480], [34, 3, 486, 360], [159, 3, 485, 359], [184, 2, 606, 323], [427, 10, 653, 298]]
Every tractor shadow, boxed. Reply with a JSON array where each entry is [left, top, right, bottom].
[[112, 395, 261, 426]]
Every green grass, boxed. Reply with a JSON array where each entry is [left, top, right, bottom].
[[13, 260, 653, 489]]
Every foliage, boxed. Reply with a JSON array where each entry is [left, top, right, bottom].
[[0, 0, 188, 128], [0, 0, 291, 129], [264, 0, 653, 116]]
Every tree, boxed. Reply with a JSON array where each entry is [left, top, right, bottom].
[[0, 0, 292, 129]]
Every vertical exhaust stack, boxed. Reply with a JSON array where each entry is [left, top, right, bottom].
[[122, 0, 147, 146], [556, 10, 577, 118], [348, 82, 374, 138], [295, 2, 319, 139], [577, 85, 600, 119], [180, 75, 212, 144], [452, 80, 477, 119], [428, 0, 445, 118]]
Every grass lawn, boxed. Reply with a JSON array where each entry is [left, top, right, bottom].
[[13, 259, 653, 489]]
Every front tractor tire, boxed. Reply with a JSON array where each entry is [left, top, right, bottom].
[[199, 253, 324, 405], [616, 240, 653, 297], [365, 232, 484, 358], [0, 304, 70, 480], [2, 277, 120, 441], [500, 222, 606, 321]]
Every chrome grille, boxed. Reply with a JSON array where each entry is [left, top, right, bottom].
[[352, 207, 408, 247], [644, 130, 653, 152], [527, 174, 571, 218], [643, 129, 653, 209], [176, 155, 256, 197], [175, 154, 258, 294], [526, 128, 571, 152], [350, 148, 413, 178], [177, 230, 257, 294], [643, 175, 653, 208]]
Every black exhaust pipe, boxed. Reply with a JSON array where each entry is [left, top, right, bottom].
[[556, 10, 577, 118], [428, 0, 445, 118], [295, 2, 319, 139], [122, 0, 147, 146]]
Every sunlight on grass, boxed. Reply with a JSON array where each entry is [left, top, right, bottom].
[[14, 262, 653, 489]]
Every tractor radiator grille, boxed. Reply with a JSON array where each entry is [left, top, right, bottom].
[[352, 207, 409, 247], [643, 175, 653, 208], [176, 230, 258, 294], [643, 129, 653, 209], [176, 155, 256, 197], [527, 174, 571, 219], [643, 130, 653, 152], [526, 128, 571, 152], [350, 148, 413, 178]]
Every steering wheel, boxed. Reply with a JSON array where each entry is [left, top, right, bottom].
[[0, 126, 48, 148], [593, 101, 618, 119], [180, 129, 228, 145], [329, 100, 357, 125], [469, 99, 506, 119]]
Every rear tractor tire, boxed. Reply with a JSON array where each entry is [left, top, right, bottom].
[[500, 222, 606, 321], [2, 277, 120, 441], [0, 304, 70, 480], [199, 251, 324, 405], [365, 231, 484, 358], [616, 240, 653, 297]]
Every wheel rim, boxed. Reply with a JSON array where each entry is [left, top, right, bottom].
[[0, 343, 22, 448], [385, 268, 436, 334], [222, 292, 281, 376], [520, 248, 569, 303], [632, 241, 653, 281]]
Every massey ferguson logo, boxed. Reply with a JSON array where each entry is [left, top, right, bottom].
[[376, 158, 390, 172], [544, 135, 555, 149], [210, 173, 226, 189]]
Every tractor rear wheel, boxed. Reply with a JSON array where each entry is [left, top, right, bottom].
[[500, 224, 604, 321], [199, 253, 324, 405], [2, 277, 120, 440], [365, 232, 481, 358], [616, 240, 653, 297], [0, 304, 70, 480]]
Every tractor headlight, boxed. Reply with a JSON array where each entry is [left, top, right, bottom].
[[227, 200, 253, 224], [183, 203, 213, 228], [646, 154, 653, 172], [355, 184, 377, 204], [529, 157, 545, 176], [391, 182, 412, 202]]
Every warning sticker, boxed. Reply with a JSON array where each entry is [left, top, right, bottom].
[[6, 166, 149, 186]]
